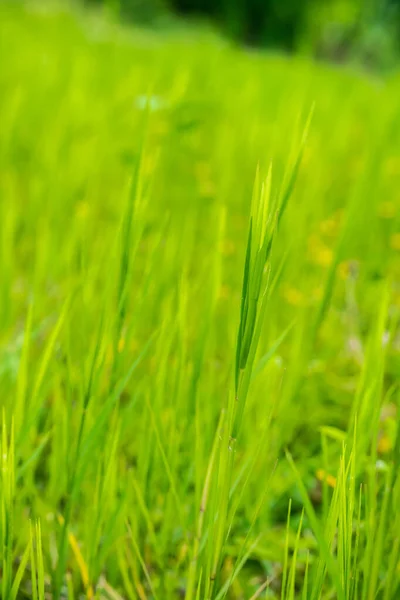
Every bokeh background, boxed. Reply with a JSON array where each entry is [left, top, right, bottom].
[[86, 0, 400, 70], [2, 0, 400, 598]]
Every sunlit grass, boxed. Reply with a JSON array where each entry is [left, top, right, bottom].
[[1, 1, 400, 598]]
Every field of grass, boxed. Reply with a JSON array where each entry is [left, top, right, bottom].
[[2, 2, 400, 598]]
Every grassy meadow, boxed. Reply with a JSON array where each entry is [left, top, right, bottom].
[[2, 2, 400, 598]]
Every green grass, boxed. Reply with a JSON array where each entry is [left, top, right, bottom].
[[2, 1, 400, 598]]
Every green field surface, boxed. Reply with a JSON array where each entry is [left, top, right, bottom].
[[2, 2, 400, 598]]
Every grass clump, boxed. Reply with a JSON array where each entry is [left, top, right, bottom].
[[2, 2, 400, 598]]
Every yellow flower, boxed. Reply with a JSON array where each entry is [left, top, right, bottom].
[[319, 218, 338, 237], [308, 234, 333, 267], [377, 435, 392, 455], [282, 284, 305, 307], [338, 261, 350, 280], [316, 246, 333, 267], [316, 468, 336, 488]]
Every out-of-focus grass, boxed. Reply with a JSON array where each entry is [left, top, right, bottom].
[[2, 2, 400, 598]]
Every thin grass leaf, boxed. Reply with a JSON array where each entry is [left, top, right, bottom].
[[9, 540, 31, 600], [126, 520, 160, 600], [281, 499, 292, 600], [286, 450, 345, 600]]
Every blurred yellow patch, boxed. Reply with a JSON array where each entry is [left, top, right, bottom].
[[393, 291, 400, 307], [177, 541, 188, 564], [319, 217, 339, 237], [308, 234, 333, 267], [135, 581, 147, 600], [317, 246, 333, 267], [377, 435, 392, 455], [196, 161, 215, 197], [222, 556, 242, 595], [222, 239, 236, 256], [57, 514, 94, 598], [377, 404, 396, 454], [118, 338, 125, 353], [76, 201, 90, 220], [385, 156, 400, 176], [218, 284, 230, 300], [316, 468, 336, 488], [338, 261, 349, 280], [105, 345, 114, 367], [339, 259, 359, 281], [282, 284, 305, 307], [390, 233, 400, 251], [378, 201, 396, 219]]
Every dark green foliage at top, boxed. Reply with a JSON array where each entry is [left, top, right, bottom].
[[170, 0, 308, 49], [87, 0, 400, 68]]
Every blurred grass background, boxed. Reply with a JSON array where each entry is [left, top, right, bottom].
[[2, 0, 400, 598], [85, 0, 400, 70]]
